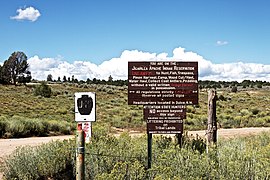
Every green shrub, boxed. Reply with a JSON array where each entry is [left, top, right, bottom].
[[0, 118, 7, 137], [240, 109, 250, 116], [56, 108, 68, 115], [251, 108, 260, 115], [4, 131, 270, 179], [47, 120, 74, 135], [0, 116, 75, 138], [218, 94, 226, 101], [231, 86, 237, 93], [34, 81, 52, 98], [186, 106, 195, 113], [4, 140, 75, 180], [107, 89, 114, 94]]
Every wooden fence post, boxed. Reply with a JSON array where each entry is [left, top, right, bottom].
[[76, 123, 85, 180], [207, 89, 217, 146]]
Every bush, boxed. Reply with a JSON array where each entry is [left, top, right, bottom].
[[4, 140, 75, 180], [4, 117, 45, 137], [0, 118, 7, 137], [251, 108, 260, 115], [0, 116, 75, 138], [34, 81, 52, 98], [4, 131, 270, 179], [217, 94, 226, 101], [240, 109, 250, 116], [231, 86, 237, 93]]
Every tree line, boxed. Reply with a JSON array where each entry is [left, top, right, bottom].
[[199, 80, 270, 90], [47, 75, 270, 89], [0, 51, 31, 85], [46, 74, 128, 86]]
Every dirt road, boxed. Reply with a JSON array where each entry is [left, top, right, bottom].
[[1, 127, 270, 158], [0, 135, 74, 159], [1, 127, 270, 179]]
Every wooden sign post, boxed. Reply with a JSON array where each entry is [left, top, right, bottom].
[[207, 89, 217, 146], [74, 92, 96, 180], [76, 123, 85, 180]]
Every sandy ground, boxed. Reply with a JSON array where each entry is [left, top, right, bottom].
[[0, 135, 74, 159], [187, 127, 270, 139], [1, 127, 270, 179]]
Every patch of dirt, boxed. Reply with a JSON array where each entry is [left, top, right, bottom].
[[187, 127, 270, 139]]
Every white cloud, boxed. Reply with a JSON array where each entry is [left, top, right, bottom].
[[27, 47, 270, 82], [11, 6, 41, 22], [216, 40, 228, 46], [210, 62, 270, 81]]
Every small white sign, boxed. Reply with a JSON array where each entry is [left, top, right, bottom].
[[82, 122, 92, 143], [75, 92, 96, 122]]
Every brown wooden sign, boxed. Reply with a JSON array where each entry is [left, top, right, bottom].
[[144, 105, 185, 134], [128, 61, 198, 105]]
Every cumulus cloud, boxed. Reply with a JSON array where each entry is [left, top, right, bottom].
[[210, 62, 270, 81], [216, 40, 228, 46], [27, 47, 270, 82], [11, 6, 41, 22], [28, 56, 63, 80]]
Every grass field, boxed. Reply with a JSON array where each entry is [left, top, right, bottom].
[[0, 83, 270, 138]]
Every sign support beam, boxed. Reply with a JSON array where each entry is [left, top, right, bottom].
[[76, 123, 85, 180], [147, 133, 152, 170], [176, 133, 182, 148], [207, 89, 217, 146]]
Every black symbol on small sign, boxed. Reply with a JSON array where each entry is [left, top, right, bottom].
[[77, 95, 93, 115]]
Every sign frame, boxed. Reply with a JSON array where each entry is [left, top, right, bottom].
[[128, 61, 198, 105], [75, 92, 96, 122]]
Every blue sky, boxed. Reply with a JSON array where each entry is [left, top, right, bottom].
[[0, 1, 270, 81]]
